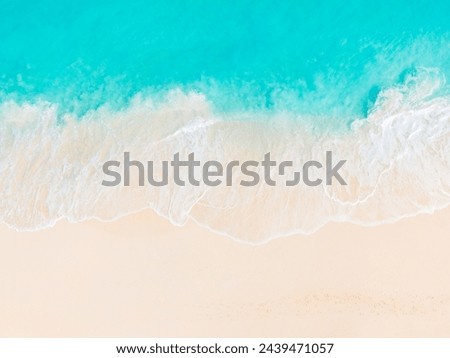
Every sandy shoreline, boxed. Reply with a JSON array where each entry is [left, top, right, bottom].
[[0, 208, 449, 337]]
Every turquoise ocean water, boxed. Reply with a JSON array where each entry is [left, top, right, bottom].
[[1, 0, 449, 122], [0, 1, 449, 241]]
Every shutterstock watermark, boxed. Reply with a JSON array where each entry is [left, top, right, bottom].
[[102, 151, 347, 187]]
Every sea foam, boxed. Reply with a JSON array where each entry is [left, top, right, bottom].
[[0, 69, 449, 243]]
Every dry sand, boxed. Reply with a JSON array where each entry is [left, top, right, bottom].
[[0, 208, 449, 337]]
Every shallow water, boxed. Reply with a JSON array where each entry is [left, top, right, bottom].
[[0, 1, 449, 241]]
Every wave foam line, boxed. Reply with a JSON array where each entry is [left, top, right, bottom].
[[0, 74, 449, 243]]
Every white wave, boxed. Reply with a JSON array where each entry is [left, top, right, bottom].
[[0, 74, 449, 243]]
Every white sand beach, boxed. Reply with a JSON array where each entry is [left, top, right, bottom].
[[0, 208, 449, 337]]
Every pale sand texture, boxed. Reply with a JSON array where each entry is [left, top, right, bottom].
[[0, 208, 449, 337]]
